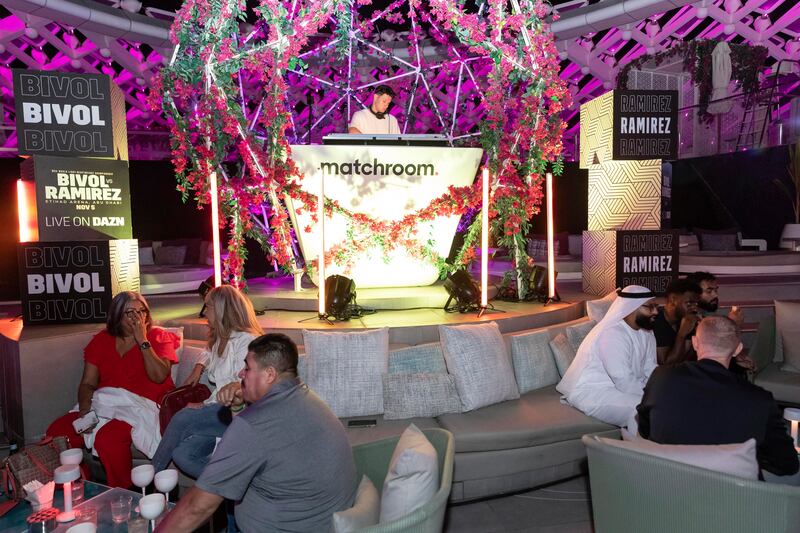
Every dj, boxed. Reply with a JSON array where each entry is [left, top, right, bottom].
[[348, 85, 400, 135]]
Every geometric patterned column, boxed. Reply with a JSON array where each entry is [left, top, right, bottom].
[[579, 91, 663, 295], [588, 160, 662, 231]]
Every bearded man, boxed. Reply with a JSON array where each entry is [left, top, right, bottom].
[[557, 285, 659, 429]]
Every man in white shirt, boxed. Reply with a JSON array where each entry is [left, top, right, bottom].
[[348, 85, 400, 135], [556, 285, 659, 429]]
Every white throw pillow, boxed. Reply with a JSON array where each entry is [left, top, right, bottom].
[[438, 322, 519, 412], [332, 475, 380, 533], [774, 300, 800, 363], [598, 437, 759, 480], [380, 424, 438, 523], [586, 290, 617, 323], [302, 328, 389, 417]]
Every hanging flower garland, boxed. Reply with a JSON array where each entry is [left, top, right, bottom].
[[616, 40, 767, 124], [152, 0, 568, 295]]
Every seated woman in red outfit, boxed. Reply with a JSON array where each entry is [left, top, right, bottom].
[[46, 291, 179, 488]]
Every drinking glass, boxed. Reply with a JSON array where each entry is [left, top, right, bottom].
[[131, 464, 155, 496], [110, 494, 132, 524], [127, 517, 148, 533], [139, 493, 165, 532], [154, 469, 179, 504], [71, 479, 84, 503]]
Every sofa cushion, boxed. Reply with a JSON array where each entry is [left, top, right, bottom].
[[775, 300, 800, 366], [439, 322, 519, 412], [695, 228, 739, 251], [303, 328, 389, 418], [596, 437, 759, 480], [782, 329, 800, 373], [154, 245, 187, 265], [162, 238, 203, 264], [139, 247, 155, 266], [436, 386, 616, 453], [509, 330, 559, 393], [388, 343, 447, 374], [382, 373, 461, 420], [565, 320, 596, 353], [586, 290, 616, 323], [343, 416, 441, 447], [380, 424, 439, 523], [549, 333, 576, 377], [754, 363, 800, 405], [332, 475, 380, 533]]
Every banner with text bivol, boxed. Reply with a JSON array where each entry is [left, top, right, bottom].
[[13, 70, 128, 159], [13, 70, 137, 325], [18, 240, 139, 325]]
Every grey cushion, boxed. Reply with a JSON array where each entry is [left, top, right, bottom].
[[696, 230, 738, 251], [436, 386, 616, 453], [782, 329, 800, 373], [382, 373, 461, 420], [510, 330, 560, 393], [775, 300, 800, 363], [439, 322, 520, 412], [388, 343, 447, 374], [754, 363, 800, 405], [154, 245, 187, 265], [342, 416, 441, 447], [549, 333, 576, 377], [139, 247, 155, 266], [302, 328, 389, 417], [586, 292, 616, 322], [566, 320, 596, 353]]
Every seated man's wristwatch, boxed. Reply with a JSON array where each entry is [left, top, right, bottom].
[[139, 341, 152, 350]]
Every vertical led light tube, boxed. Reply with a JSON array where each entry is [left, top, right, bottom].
[[546, 172, 556, 299], [17, 180, 31, 243], [209, 169, 223, 288], [481, 168, 489, 308], [318, 173, 326, 316]]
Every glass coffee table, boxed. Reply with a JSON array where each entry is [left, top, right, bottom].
[[0, 481, 171, 533]]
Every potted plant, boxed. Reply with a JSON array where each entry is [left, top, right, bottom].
[[776, 143, 800, 250]]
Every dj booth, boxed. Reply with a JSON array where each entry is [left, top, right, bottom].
[[287, 135, 482, 288], [322, 133, 449, 147]]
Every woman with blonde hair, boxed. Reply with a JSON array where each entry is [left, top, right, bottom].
[[152, 285, 262, 476]]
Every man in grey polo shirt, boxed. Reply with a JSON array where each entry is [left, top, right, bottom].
[[156, 334, 357, 532]]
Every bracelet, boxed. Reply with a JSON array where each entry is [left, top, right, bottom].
[[230, 404, 245, 413]]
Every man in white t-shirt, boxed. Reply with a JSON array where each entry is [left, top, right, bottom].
[[348, 85, 400, 135], [556, 285, 659, 430]]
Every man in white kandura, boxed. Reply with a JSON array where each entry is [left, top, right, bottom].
[[348, 85, 400, 135], [556, 285, 659, 430]]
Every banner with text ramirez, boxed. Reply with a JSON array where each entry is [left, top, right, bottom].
[[21, 155, 132, 240], [13, 70, 128, 159], [616, 230, 679, 295], [612, 90, 678, 160]]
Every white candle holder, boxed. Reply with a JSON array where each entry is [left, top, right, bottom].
[[54, 464, 80, 523]]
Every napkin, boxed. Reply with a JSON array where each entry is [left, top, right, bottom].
[[23, 480, 54, 511]]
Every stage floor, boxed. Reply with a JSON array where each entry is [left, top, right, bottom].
[[149, 276, 589, 346]]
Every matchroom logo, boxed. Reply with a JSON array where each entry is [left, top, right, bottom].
[[320, 159, 437, 177]]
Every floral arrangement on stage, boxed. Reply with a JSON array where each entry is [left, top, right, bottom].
[[152, 0, 569, 297], [615, 40, 768, 124]]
